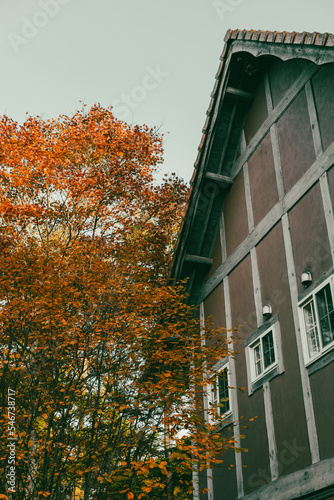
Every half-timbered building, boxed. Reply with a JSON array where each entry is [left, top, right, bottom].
[[171, 29, 334, 500]]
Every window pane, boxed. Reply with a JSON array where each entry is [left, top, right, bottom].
[[316, 284, 334, 347], [263, 331, 275, 368], [254, 343, 262, 377], [218, 369, 229, 414], [316, 284, 333, 317], [303, 300, 320, 357]]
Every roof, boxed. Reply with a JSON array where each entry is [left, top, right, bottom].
[[224, 29, 334, 46], [171, 29, 334, 301]]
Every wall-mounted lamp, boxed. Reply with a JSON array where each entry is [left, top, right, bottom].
[[301, 272, 312, 286], [262, 304, 272, 319]]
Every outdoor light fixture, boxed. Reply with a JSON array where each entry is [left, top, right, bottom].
[[301, 272, 313, 286], [262, 304, 272, 319]]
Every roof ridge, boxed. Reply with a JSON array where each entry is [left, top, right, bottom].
[[224, 28, 334, 47]]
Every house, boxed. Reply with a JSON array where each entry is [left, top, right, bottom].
[[171, 29, 334, 500]]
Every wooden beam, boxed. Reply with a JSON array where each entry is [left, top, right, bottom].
[[263, 382, 279, 481], [185, 255, 213, 266], [281, 213, 320, 464], [264, 71, 286, 201], [223, 277, 245, 498], [241, 131, 255, 233], [226, 86, 253, 100], [205, 172, 233, 184], [241, 455, 334, 500], [217, 102, 238, 175], [193, 195, 215, 256], [305, 80, 323, 158]]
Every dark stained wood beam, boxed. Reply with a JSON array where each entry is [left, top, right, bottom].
[[205, 172, 233, 184], [226, 86, 253, 100], [185, 255, 213, 266]]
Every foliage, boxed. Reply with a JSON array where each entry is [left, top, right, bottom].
[[0, 105, 238, 499]]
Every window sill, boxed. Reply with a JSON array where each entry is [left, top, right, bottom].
[[249, 364, 282, 395], [306, 345, 334, 375]]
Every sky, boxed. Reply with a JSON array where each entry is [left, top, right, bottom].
[[1, 0, 334, 184]]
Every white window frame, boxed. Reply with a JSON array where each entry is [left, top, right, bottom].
[[248, 328, 276, 382], [298, 275, 334, 365], [245, 319, 283, 393], [207, 362, 232, 422]]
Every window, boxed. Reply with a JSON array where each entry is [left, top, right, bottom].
[[249, 329, 276, 381], [245, 317, 284, 393], [299, 277, 334, 363], [208, 365, 231, 419], [253, 330, 276, 378]]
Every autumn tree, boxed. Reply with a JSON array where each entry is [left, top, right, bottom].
[[0, 105, 239, 500]]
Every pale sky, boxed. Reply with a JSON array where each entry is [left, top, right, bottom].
[[1, 0, 333, 183]]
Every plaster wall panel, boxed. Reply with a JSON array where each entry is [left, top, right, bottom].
[[310, 361, 334, 460], [207, 230, 223, 281], [229, 254, 257, 341], [212, 428, 238, 500], [269, 58, 313, 108], [244, 77, 268, 145], [204, 283, 227, 356], [276, 89, 316, 192], [238, 386, 269, 496], [289, 183, 331, 296], [247, 133, 278, 226], [224, 172, 249, 258], [312, 63, 334, 152]]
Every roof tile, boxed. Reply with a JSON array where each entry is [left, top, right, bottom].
[[251, 30, 261, 41], [315, 33, 327, 46], [215, 60, 224, 79], [207, 99, 214, 115], [275, 32, 285, 43], [284, 31, 295, 44], [258, 30, 269, 42], [244, 30, 254, 41], [294, 32, 308, 44], [304, 32, 315, 44], [266, 31, 276, 42], [210, 80, 219, 97], [220, 44, 228, 60], [202, 116, 210, 133], [198, 134, 206, 151], [327, 34, 334, 46], [224, 29, 232, 42]]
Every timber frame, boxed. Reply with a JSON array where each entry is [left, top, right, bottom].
[[172, 28, 334, 500], [171, 30, 334, 305]]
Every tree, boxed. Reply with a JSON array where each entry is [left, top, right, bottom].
[[0, 105, 240, 499]]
